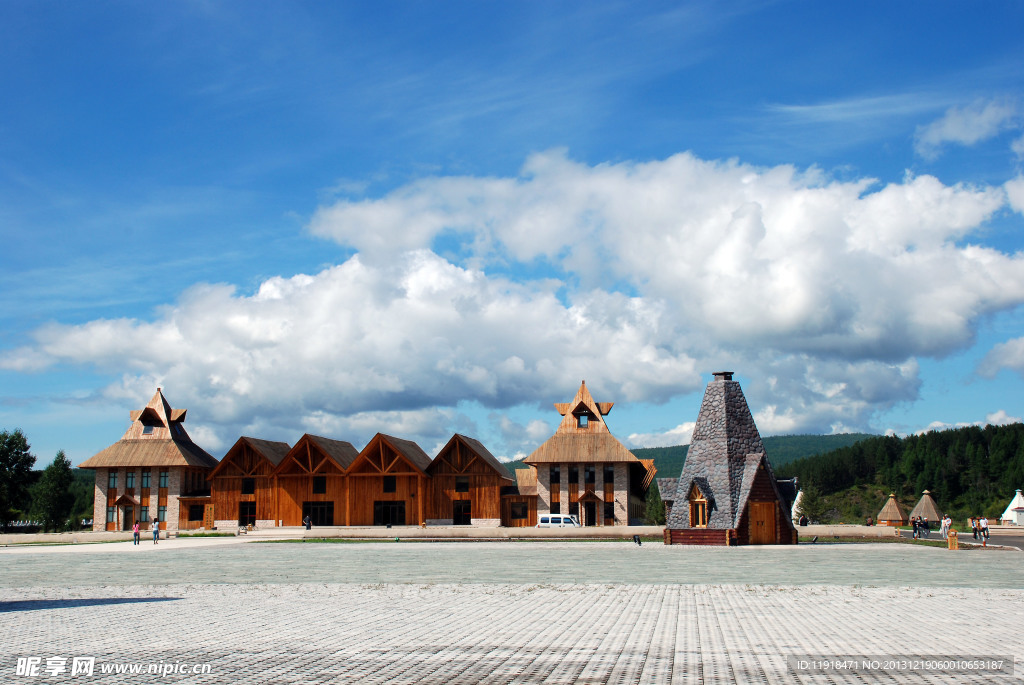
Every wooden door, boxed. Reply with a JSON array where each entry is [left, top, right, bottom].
[[749, 502, 776, 544]]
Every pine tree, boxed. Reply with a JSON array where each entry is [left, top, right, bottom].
[[797, 483, 827, 523], [30, 450, 74, 532], [644, 482, 666, 525], [0, 429, 36, 530]]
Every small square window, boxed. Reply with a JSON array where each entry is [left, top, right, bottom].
[[142, 425, 154, 435], [188, 505, 205, 521], [577, 414, 588, 427], [241, 478, 255, 495], [455, 476, 469, 493], [382, 476, 396, 493], [313, 476, 327, 494]]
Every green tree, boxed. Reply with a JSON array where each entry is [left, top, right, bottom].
[[0, 428, 37, 530], [644, 482, 666, 525], [30, 450, 75, 532], [797, 483, 827, 523]]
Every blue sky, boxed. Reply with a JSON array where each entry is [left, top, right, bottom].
[[2, 1, 1023, 466]]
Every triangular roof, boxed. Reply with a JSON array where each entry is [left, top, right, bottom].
[[909, 490, 942, 521], [210, 436, 292, 478], [524, 381, 645, 465], [79, 388, 218, 469], [350, 433, 432, 475], [667, 372, 789, 530], [428, 434, 514, 481], [1001, 489, 1024, 519], [274, 434, 359, 476], [877, 493, 908, 524]]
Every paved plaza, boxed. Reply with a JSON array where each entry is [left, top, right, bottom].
[[1, 538, 1022, 684]]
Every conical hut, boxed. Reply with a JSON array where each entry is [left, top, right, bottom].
[[1000, 489, 1024, 525], [909, 490, 941, 522], [877, 493, 908, 526]]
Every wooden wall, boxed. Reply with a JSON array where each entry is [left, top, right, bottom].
[[425, 441, 510, 521], [276, 474, 346, 526]]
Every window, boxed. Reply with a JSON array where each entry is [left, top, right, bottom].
[[569, 466, 579, 484], [141, 470, 151, 488], [584, 465, 595, 484], [303, 501, 335, 526], [510, 503, 528, 520], [577, 414, 588, 427], [455, 476, 469, 493], [107, 471, 117, 489], [313, 476, 327, 494], [188, 505, 205, 521], [157, 506, 167, 523], [603, 465, 615, 484], [550, 502, 560, 514], [241, 478, 255, 495], [382, 476, 396, 493], [126, 471, 135, 489], [540, 516, 550, 524], [569, 502, 579, 516], [159, 471, 169, 488], [139, 508, 149, 522], [373, 501, 405, 526], [142, 425, 154, 435], [604, 502, 615, 521], [106, 506, 115, 523], [549, 466, 560, 484]]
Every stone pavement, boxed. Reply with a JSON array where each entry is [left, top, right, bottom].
[[1, 541, 1022, 684]]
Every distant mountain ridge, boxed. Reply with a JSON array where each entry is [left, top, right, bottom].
[[503, 433, 876, 483]]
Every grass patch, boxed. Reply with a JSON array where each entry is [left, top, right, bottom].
[[175, 532, 237, 538], [799, 535, 966, 549]]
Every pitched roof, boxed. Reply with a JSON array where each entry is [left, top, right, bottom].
[[79, 388, 218, 469], [378, 433, 433, 473], [210, 436, 292, 477], [877, 493, 908, 524], [514, 468, 538, 496], [666, 372, 793, 531], [430, 434, 514, 480], [304, 434, 360, 472], [909, 490, 941, 521]]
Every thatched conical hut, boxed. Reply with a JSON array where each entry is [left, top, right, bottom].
[[909, 489, 941, 522], [877, 493, 908, 526]]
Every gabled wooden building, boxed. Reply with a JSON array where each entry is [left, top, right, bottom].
[[525, 381, 656, 526], [665, 372, 798, 545], [274, 434, 359, 526], [210, 437, 291, 529], [79, 388, 219, 533], [344, 433, 432, 526], [425, 434, 515, 525]]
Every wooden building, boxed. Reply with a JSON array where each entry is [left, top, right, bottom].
[[79, 388, 219, 533], [210, 437, 291, 529], [908, 489, 941, 523], [665, 372, 798, 545], [425, 434, 514, 526], [344, 433, 432, 526], [274, 434, 359, 526], [524, 381, 656, 526], [502, 468, 539, 527], [877, 493, 909, 527]]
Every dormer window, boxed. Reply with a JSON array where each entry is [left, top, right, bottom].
[[142, 425, 154, 435], [577, 414, 588, 428], [572, 402, 593, 429]]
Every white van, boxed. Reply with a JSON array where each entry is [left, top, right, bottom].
[[536, 514, 580, 528]]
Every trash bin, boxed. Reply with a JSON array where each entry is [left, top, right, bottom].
[[948, 530, 959, 550]]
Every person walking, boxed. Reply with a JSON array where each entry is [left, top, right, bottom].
[[152, 520, 160, 544], [303, 514, 312, 531], [971, 517, 979, 540], [940, 514, 949, 540], [132, 520, 140, 545], [912, 516, 919, 539], [980, 516, 989, 545]]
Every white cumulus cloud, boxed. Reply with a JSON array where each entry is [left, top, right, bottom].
[[914, 98, 1021, 159]]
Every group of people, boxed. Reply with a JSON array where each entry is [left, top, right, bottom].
[[970, 516, 991, 541], [131, 520, 160, 545], [910, 516, 932, 539]]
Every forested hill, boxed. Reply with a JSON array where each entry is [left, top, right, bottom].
[[502, 433, 875, 479], [776, 423, 1024, 519]]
